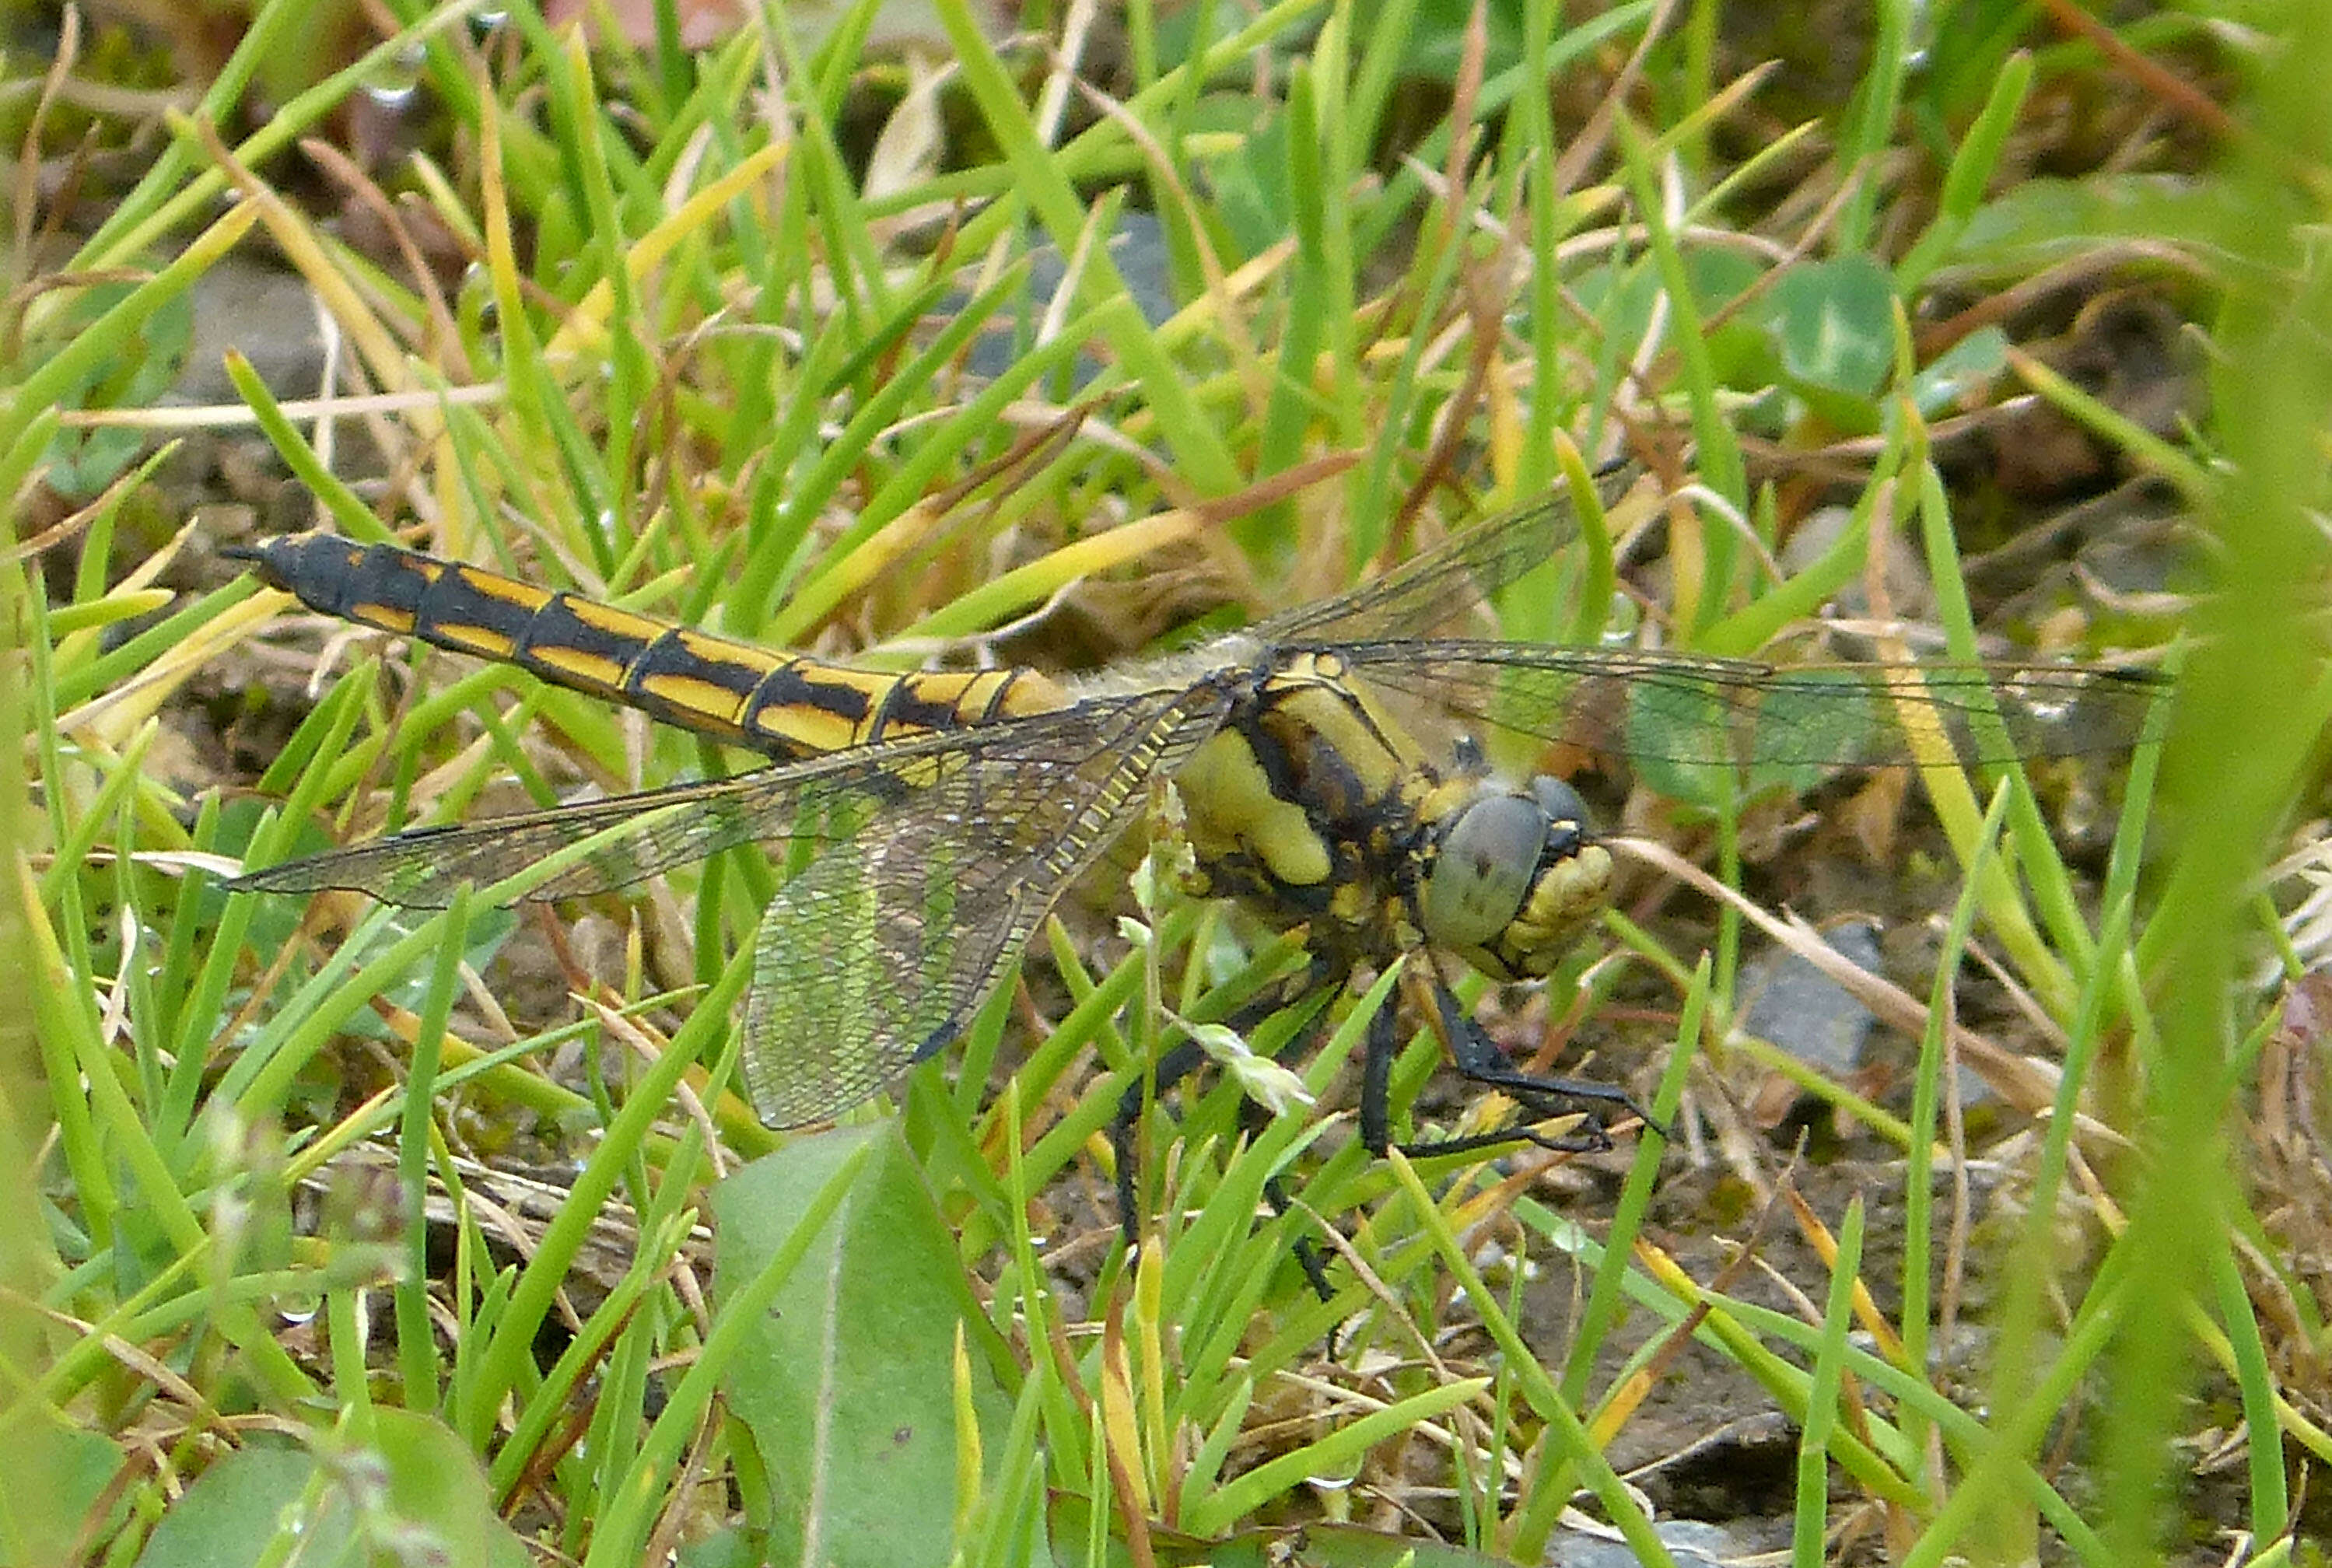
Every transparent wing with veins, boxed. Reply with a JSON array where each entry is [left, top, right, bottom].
[[233, 682, 1238, 1127]]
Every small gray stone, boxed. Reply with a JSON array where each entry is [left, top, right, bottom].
[[171, 255, 326, 408], [1739, 919, 1884, 1076], [1548, 1515, 1767, 1566]]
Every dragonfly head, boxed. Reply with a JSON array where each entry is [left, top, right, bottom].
[[1418, 775, 1612, 982]]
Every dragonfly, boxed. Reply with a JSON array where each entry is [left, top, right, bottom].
[[226, 467, 2166, 1181]]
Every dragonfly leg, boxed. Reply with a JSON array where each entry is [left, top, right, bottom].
[[1381, 981, 1670, 1161], [1112, 1035, 1208, 1246], [1112, 966, 1341, 1303], [1107, 961, 1667, 1304], [1359, 990, 1399, 1153]]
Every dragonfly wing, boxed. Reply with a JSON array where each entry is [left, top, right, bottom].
[[737, 681, 1236, 1128], [236, 682, 1236, 1126], [1248, 464, 1644, 644], [227, 770, 847, 905], [1333, 640, 2169, 774]]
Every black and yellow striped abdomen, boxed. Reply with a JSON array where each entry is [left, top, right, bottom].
[[233, 534, 1071, 761]]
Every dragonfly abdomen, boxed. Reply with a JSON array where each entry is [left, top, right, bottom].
[[233, 534, 1071, 759]]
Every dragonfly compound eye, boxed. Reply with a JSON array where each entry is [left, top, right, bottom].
[[1420, 776, 1612, 982], [1422, 792, 1547, 950], [1532, 778, 1591, 845]]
